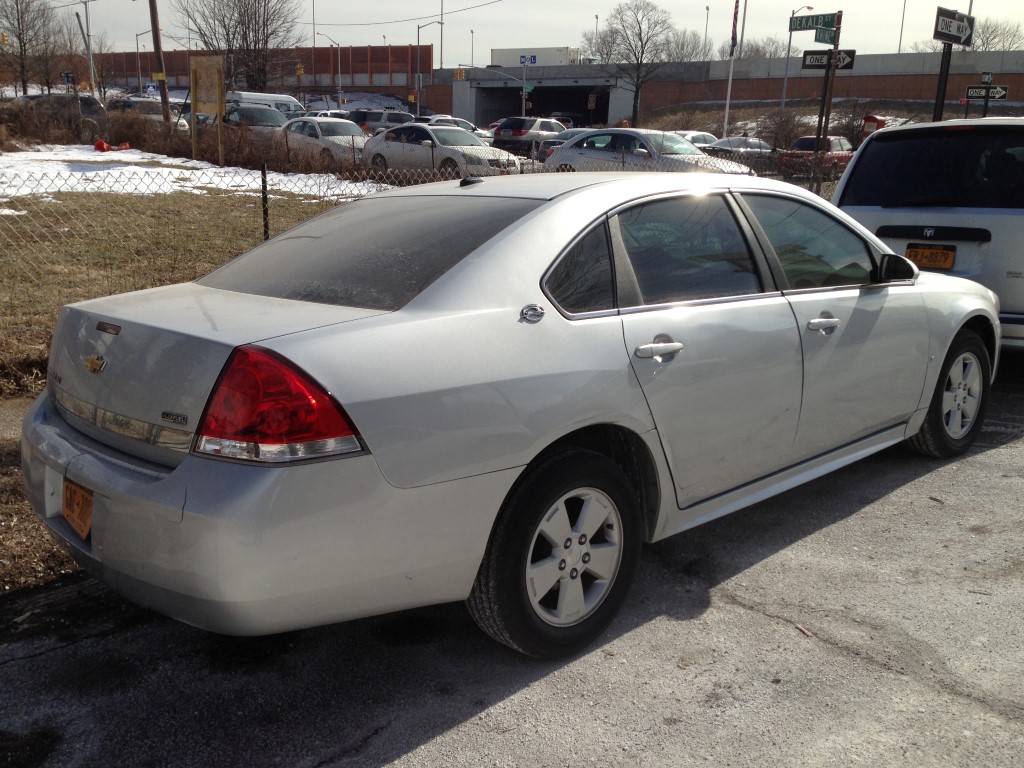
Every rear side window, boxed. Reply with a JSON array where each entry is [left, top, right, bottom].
[[839, 126, 1024, 209], [544, 224, 615, 314], [199, 197, 542, 310]]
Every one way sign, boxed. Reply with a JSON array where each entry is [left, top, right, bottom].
[[965, 84, 1009, 100], [934, 7, 975, 46], [801, 49, 856, 70]]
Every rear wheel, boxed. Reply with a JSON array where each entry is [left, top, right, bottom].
[[467, 449, 641, 658], [557, 164, 576, 173], [371, 154, 387, 172], [907, 329, 991, 458]]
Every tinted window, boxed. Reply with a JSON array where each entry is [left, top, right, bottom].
[[199, 197, 542, 311], [614, 195, 761, 305], [743, 194, 874, 288], [838, 126, 1024, 209], [544, 225, 614, 314]]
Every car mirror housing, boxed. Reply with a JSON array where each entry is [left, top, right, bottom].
[[877, 253, 919, 282]]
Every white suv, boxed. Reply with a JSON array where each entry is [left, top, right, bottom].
[[834, 118, 1024, 348]]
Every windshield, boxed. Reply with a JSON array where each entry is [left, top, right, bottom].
[[432, 128, 485, 147], [320, 121, 363, 137], [240, 108, 287, 127], [838, 126, 1024, 209], [648, 132, 703, 155], [198, 196, 543, 310]]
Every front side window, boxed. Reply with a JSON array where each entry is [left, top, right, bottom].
[[614, 195, 762, 305], [743, 194, 874, 289], [544, 224, 615, 314]]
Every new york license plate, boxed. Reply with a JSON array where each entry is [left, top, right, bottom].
[[906, 243, 956, 270], [62, 480, 93, 540]]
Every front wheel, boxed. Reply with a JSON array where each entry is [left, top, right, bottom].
[[907, 329, 991, 458], [438, 158, 461, 179], [467, 449, 642, 658], [370, 154, 387, 172]]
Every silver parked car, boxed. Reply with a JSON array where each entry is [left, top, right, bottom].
[[281, 116, 367, 165], [834, 118, 1024, 348], [363, 123, 519, 177], [23, 173, 999, 658], [546, 128, 754, 175]]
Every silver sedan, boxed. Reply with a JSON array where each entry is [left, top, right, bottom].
[[22, 173, 999, 658], [546, 127, 754, 174]]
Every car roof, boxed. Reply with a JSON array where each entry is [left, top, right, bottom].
[[372, 171, 817, 203], [869, 117, 1024, 136]]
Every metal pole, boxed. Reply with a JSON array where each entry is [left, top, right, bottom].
[[471, 30, 474, 67], [147, 0, 172, 123], [782, 18, 794, 107], [522, 61, 526, 115], [703, 7, 709, 59], [416, 26, 421, 116]]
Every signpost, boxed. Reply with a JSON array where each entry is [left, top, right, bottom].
[[790, 13, 838, 32], [965, 85, 1008, 100], [932, 7, 975, 120]]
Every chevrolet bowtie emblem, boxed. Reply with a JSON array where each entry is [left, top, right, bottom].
[[84, 354, 108, 374]]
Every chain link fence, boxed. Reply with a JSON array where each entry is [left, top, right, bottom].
[[0, 149, 835, 395]]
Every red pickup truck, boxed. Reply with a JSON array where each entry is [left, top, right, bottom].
[[778, 135, 854, 179]]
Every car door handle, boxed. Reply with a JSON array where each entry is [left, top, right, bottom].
[[807, 317, 841, 332], [634, 342, 685, 359]]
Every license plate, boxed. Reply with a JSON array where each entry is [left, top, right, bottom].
[[62, 480, 93, 540], [906, 243, 956, 270]]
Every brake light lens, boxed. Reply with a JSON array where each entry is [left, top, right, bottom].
[[195, 346, 362, 463], [512, 129, 528, 137]]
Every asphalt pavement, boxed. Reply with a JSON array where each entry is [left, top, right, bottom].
[[2, 355, 1023, 767]]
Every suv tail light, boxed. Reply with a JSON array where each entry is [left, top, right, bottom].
[[511, 129, 528, 137], [195, 346, 362, 463]]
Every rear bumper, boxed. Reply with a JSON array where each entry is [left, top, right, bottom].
[[21, 392, 516, 635]]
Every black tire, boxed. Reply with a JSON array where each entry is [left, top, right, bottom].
[[370, 154, 387, 172], [79, 119, 99, 143], [557, 164, 576, 173], [907, 329, 991, 458], [438, 159, 461, 179], [467, 449, 642, 658]]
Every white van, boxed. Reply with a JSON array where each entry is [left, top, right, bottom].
[[225, 90, 305, 116]]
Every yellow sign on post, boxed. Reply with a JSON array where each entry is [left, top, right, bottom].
[[190, 55, 225, 165]]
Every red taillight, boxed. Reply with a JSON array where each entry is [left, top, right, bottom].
[[195, 346, 361, 463], [511, 129, 528, 137]]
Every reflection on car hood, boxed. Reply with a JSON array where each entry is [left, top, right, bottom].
[[664, 154, 754, 175]]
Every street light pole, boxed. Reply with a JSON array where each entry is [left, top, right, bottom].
[[317, 32, 341, 103], [136, 29, 149, 92], [416, 21, 441, 116], [470, 30, 474, 67], [55, 0, 97, 93], [781, 5, 813, 108], [703, 6, 709, 59]]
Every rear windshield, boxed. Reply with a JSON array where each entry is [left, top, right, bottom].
[[198, 196, 542, 310], [838, 125, 1024, 209]]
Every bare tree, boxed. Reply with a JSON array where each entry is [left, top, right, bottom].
[[0, 0, 56, 93], [598, 0, 675, 125], [170, 0, 302, 90], [970, 17, 1024, 51], [581, 27, 618, 64], [716, 34, 793, 60], [665, 28, 710, 62]]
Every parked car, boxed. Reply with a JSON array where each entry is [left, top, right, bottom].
[[281, 116, 366, 165], [537, 128, 594, 161], [778, 135, 855, 179], [704, 136, 777, 157], [834, 117, 1024, 348], [308, 109, 350, 119], [363, 123, 519, 177], [22, 173, 999, 659], [545, 128, 754, 175], [491, 116, 566, 157], [674, 130, 718, 149], [222, 104, 288, 133], [107, 96, 189, 132], [6, 93, 108, 141], [346, 108, 416, 135], [413, 114, 494, 144]]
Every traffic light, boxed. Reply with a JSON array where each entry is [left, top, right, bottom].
[[295, 63, 305, 76], [1, 32, 9, 46], [454, 68, 465, 80]]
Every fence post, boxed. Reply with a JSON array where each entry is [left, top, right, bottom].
[[261, 164, 270, 241]]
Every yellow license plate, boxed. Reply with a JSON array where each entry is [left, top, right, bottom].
[[906, 243, 956, 270], [62, 480, 93, 540]]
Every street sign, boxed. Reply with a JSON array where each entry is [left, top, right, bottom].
[[814, 27, 837, 45], [60, 71, 76, 84], [519, 54, 537, 65], [934, 7, 974, 46], [802, 50, 856, 70], [965, 84, 1008, 100], [790, 13, 837, 32]]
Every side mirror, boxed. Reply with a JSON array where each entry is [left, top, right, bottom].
[[877, 253, 918, 282], [421, 140, 434, 147], [633, 148, 650, 157]]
